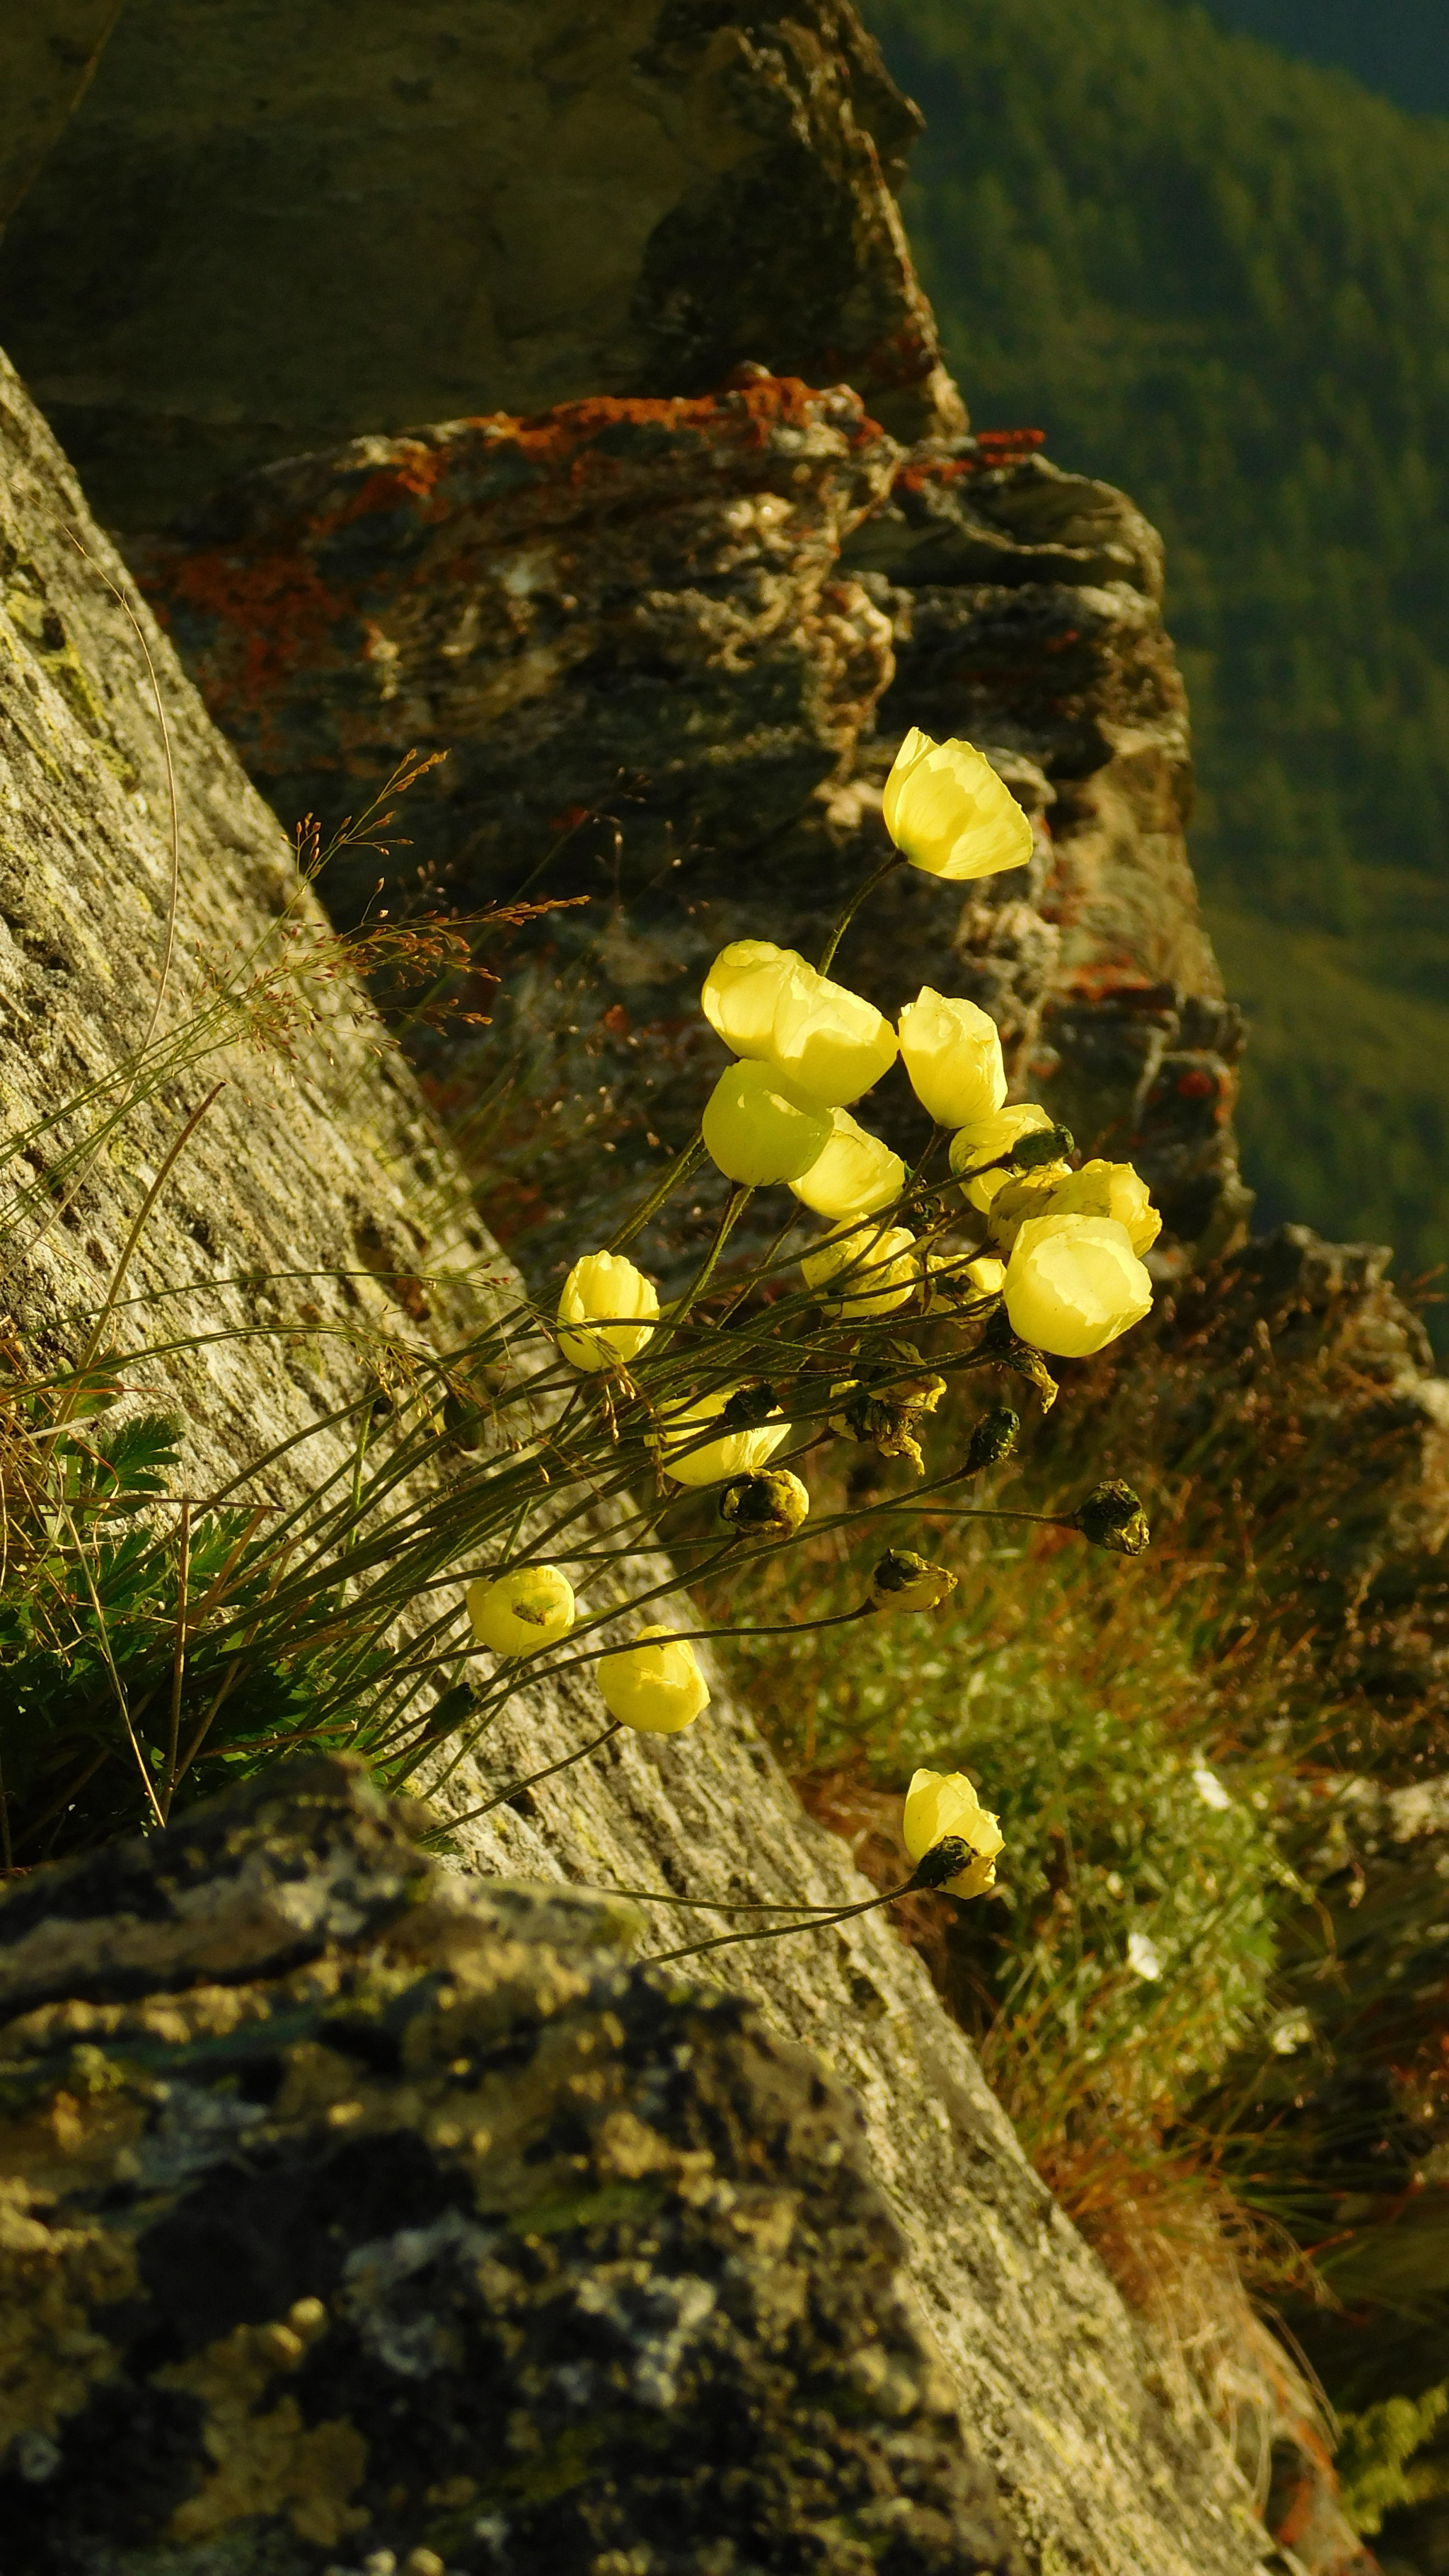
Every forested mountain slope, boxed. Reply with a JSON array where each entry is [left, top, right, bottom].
[[1196, 0, 1449, 115], [865, 0, 1449, 1314]]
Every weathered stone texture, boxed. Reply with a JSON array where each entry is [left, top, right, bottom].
[[0, 1760, 1027, 2576], [0, 0, 958, 531], [0, 1, 120, 229], [0, 354, 1278, 2576]]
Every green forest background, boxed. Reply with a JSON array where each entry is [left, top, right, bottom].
[[865, 0, 1449, 1327]]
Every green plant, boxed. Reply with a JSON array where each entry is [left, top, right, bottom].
[[1336, 2384, 1449, 2536]]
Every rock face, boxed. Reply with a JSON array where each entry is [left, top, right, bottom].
[[0, 1757, 1022, 2576], [0, 2, 120, 229], [0, 0, 959, 531], [0, 352, 1279, 2576]]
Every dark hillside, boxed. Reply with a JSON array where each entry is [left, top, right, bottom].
[[864, 0, 1449, 1319], [1194, 0, 1449, 115]]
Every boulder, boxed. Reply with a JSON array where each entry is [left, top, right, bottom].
[[0, 0, 959, 531]]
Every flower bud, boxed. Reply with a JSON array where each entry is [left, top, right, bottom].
[[467, 1564, 576, 1656], [790, 1107, 905, 1223], [1046, 1158, 1162, 1256], [1072, 1479, 1151, 1556], [655, 1383, 790, 1486], [557, 1249, 659, 1373], [882, 729, 1034, 880], [902, 1764, 1005, 1897], [868, 1549, 958, 1613], [898, 987, 1006, 1129], [966, 1405, 1020, 1472], [598, 1624, 710, 1733], [925, 1247, 1006, 1312], [719, 1468, 811, 1538], [984, 1162, 1073, 1249], [948, 1100, 1057, 1179], [703, 1059, 833, 1185], [800, 1223, 918, 1319], [701, 939, 807, 1059], [768, 967, 897, 1107], [1003, 1214, 1153, 1358], [720, 1381, 780, 1430]]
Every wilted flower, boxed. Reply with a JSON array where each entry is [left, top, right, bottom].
[[467, 1564, 576, 1656], [598, 1624, 710, 1733], [769, 966, 898, 1107], [1126, 1929, 1162, 1982], [868, 1549, 957, 1613], [902, 1765, 1005, 1898], [948, 1100, 1058, 1178], [655, 1383, 791, 1486], [701, 939, 806, 1059], [983, 1162, 1073, 1249], [557, 1249, 659, 1372], [829, 1365, 945, 1473], [897, 987, 1006, 1129], [1072, 1479, 1151, 1556], [965, 1405, 1020, 1471], [1046, 1158, 1162, 1257], [882, 729, 1034, 880], [790, 1107, 905, 1223], [1003, 1214, 1153, 1358], [801, 1223, 918, 1319], [719, 1468, 811, 1537], [703, 1059, 833, 1185]]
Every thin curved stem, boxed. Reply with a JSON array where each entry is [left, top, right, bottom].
[[817, 850, 906, 976], [650, 1873, 918, 1965], [447, 1717, 623, 1830], [610, 1131, 707, 1252]]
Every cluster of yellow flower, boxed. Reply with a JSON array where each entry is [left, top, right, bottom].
[[465, 729, 1160, 1919]]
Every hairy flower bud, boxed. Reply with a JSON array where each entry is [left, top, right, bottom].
[[966, 1405, 1020, 1472], [1072, 1479, 1151, 1556], [1003, 1214, 1154, 1358], [557, 1249, 659, 1372], [801, 1223, 918, 1319], [868, 1549, 958, 1613], [790, 1107, 906, 1223], [700, 939, 806, 1059], [719, 1468, 811, 1537], [882, 729, 1034, 880], [902, 1765, 1005, 1898], [1046, 1158, 1162, 1256], [655, 1384, 790, 1486], [720, 1381, 780, 1431], [769, 967, 898, 1107], [598, 1624, 710, 1733], [897, 986, 1006, 1130], [948, 1100, 1057, 1181], [467, 1564, 576, 1656], [703, 1059, 833, 1185]]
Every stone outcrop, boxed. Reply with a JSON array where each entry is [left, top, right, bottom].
[[0, 0, 959, 531], [0, 351, 1282, 2576], [0, 2, 120, 230], [0, 1758, 1022, 2576]]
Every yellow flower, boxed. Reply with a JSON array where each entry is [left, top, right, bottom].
[[1045, 1158, 1162, 1256], [897, 987, 1006, 1129], [655, 1383, 791, 1486], [868, 1550, 957, 1613], [768, 966, 897, 1107], [703, 1059, 833, 1185], [947, 1101, 1057, 1180], [983, 1161, 1073, 1249], [790, 1107, 905, 1223], [800, 1223, 918, 1319], [925, 1247, 1005, 1312], [467, 1564, 576, 1656], [598, 1624, 710, 1733], [882, 729, 1034, 880], [1003, 1213, 1153, 1358], [902, 1765, 1005, 1898], [719, 1468, 811, 1537], [701, 940, 807, 1059], [557, 1249, 659, 1372]]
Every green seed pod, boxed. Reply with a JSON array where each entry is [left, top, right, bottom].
[[966, 1406, 1021, 1472], [910, 1834, 975, 1890], [720, 1380, 781, 1431], [1072, 1479, 1151, 1556], [1010, 1123, 1074, 1170], [719, 1469, 811, 1539]]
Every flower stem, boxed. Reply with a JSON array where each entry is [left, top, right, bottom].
[[650, 1872, 920, 1965], [665, 1184, 753, 1331], [817, 850, 907, 976], [610, 1129, 707, 1252], [447, 1717, 623, 1830]]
